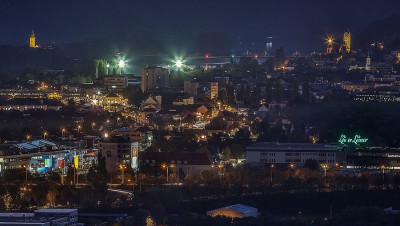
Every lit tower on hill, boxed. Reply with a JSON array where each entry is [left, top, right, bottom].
[[29, 29, 39, 48], [343, 28, 351, 53], [326, 36, 334, 54]]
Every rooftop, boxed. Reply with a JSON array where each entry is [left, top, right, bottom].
[[34, 208, 77, 214], [139, 151, 211, 166], [208, 204, 258, 214], [246, 142, 341, 152]]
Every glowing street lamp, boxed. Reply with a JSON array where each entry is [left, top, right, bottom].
[[381, 165, 386, 189], [77, 125, 82, 134], [72, 164, 76, 186], [61, 128, 66, 137], [26, 134, 31, 141], [162, 164, 174, 182], [322, 164, 328, 185], [23, 165, 28, 183], [119, 164, 127, 184], [270, 164, 275, 184], [43, 131, 48, 140]]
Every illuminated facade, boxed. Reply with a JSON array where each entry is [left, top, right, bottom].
[[366, 54, 371, 71], [209, 82, 218, 99], [343, 29, 351, 53], [29, 30, 39, 48], [246, 143, 345, 167], [99, 136, 138, 172]]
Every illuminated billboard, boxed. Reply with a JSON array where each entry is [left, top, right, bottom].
[[338, 134, 368, 145], [74, 155, 79, 169]]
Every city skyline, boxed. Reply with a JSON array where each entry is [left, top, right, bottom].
[[1, 0, 400, 52], [0, 1, 400, 225]]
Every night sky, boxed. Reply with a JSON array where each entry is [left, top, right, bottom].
[[1, 0, 400, 51]]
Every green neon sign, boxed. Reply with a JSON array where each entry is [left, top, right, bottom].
[[338, 134, 368, 145]]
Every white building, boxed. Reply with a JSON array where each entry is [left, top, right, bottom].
[[0, 209, 80, 226], [246, 143, 345, 167]]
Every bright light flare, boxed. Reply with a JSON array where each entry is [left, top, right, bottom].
[[118, 60, 125, 68], [175, 59, 183, 68], [326, 36, 334, 45]]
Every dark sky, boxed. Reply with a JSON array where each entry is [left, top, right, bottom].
[[1, 0, 399, 52]]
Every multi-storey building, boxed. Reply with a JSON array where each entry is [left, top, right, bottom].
[[246, 143, 345, 167], [184, 81, 198, 95], [343, 29, 351, 53], [141, 66, 169, 92], [209, 82, 218, 99], [104, 75, 128, 92], [99, 136, 139, 172]]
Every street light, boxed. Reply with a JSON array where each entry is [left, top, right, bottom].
[[43, 131, 48, 140], [23, 165, 28, 183], [26, 134, 31, 141], [92, 122, 96, 130], [270, 164, 275, 184], [382, 165, 385, 189], [289, 163, 295, 175], [61, 128, 66, 137], [162, 164, 174, 182], [322, 164, 328, 185], [72, 164, 76, 186], [119, 164, 127, 184]]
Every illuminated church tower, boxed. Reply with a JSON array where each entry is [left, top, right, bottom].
[[343, 29, 351, 53], [29, 30, 39, 48], [366, 53, 371, 71]]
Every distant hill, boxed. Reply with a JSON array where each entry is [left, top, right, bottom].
[[355, 15, 400, 49]]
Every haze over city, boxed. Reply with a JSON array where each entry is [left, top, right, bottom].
[[0, 0, 400, 225]]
